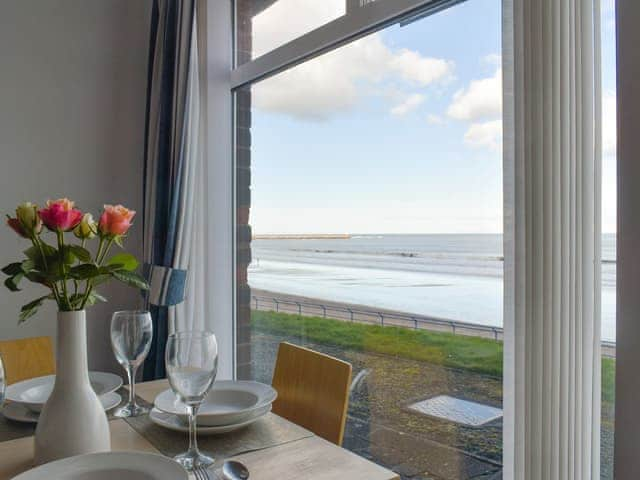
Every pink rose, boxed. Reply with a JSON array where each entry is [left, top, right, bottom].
[[39, 198, 83, 232], [6, 217, 28, 238], [98, 204, 136, 236]]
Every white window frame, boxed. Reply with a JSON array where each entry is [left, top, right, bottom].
[[230, 0, 465, 88]]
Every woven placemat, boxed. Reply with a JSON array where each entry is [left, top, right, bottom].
[[123, 407, 313, 462], [1, 388, 312, 466]]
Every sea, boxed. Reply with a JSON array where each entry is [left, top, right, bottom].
[[247, 233, 616, 342]]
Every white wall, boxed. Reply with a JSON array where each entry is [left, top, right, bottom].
[[0, 0, 151, 372]]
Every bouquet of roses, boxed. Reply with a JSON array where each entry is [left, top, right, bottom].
[[2, 198, 148, 322]]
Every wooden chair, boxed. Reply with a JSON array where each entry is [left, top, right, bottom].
[[0, 336, 55, 385], [271, 342, 352, 445]]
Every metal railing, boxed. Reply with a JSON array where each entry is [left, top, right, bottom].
[[251, 294, 618, 356], [251, 295, 504, 340]]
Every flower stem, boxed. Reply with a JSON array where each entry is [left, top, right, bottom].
[[80, 236, 113, 310], [56, 230, 71, 311], [32, 235, 61, 305]]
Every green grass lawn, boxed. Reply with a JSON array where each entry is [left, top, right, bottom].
[[251, 309, 615, 404]]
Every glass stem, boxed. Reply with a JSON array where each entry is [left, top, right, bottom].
[[127, 365, 137, 407], [188, 404, 200, 455]]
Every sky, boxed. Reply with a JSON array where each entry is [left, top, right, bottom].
[[247, 0, 617, 235]]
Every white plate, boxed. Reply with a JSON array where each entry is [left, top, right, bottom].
[[6, 372, 122, 413], [12, 451, 188, 480], [2, 392, 122, 424], [154, 380, 277, 426], [149, 404, 271, 435]]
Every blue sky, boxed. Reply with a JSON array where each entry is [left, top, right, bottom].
[[248, 0, 616, 235]]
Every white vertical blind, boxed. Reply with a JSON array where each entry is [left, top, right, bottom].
[[503, 0, 601, 478]]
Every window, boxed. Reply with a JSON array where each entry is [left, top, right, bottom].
[[235, 1, 505, 478], [233, 0, 617, 478]]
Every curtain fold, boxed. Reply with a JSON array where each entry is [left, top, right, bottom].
[[142, 0, 197, 381], [504, 0, 601, 478]]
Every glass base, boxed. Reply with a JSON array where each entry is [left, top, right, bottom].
[[173, 450, 215, 471], [113, 402, 149, 418]]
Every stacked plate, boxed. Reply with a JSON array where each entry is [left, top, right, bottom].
[[151, 380, 277, 435], [13, 452, 188, 480], [2, 372, 122, 423]]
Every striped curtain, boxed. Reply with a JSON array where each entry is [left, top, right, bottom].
[[503, 0, 601, 478], [142, 0, 197, 380]]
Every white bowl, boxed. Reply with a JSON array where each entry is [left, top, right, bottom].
[[154, 380, 277, 426], [149, 405, 271, 435], [6, 372, 122, 412], [2, 392, 122, 424], [13, 451, 188, 480]]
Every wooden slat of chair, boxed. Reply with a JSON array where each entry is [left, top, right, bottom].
[[271, 342, 352, 446], [0, 336, 55, 385]]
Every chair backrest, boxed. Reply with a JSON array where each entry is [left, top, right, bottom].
[[271, 342, 352, 445], [0, 336, 55, 385]]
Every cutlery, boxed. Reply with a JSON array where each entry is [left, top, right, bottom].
[[193, 466, 210, 480], [222, 461, 250, 480]]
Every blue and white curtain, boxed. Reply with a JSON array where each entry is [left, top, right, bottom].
[[142, 0, 204, 380]]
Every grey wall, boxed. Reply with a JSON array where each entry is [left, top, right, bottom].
[[615, 1, 640, 478], [0, 1, 151, 372]]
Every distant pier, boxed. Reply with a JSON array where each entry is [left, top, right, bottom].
[[252, 234, 351, 240]]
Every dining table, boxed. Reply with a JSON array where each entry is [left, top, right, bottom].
[[0, 379, 399, 479]]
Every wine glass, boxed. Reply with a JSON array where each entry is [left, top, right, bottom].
[[165, 331, 218, 470], [110, 310, 153, 417]]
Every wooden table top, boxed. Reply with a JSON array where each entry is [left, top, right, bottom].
[[0, 379, 399, 480]]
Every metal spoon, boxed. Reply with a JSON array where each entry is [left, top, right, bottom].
[[222, 460, 250, 480]]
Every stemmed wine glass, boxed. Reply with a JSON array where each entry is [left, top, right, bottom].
[[166, 331, 218, 470], [110, 310, 153, 417]]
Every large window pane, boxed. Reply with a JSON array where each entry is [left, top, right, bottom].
[[236, 1, 504, 478]]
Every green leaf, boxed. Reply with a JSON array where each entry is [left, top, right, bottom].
[[112, 270, 149, 291], [19, 295, 49, 323], [23, 243, 57, 270], [98, 264, 124, 274], [106, 253, 138, 271], [61, 246, 75, 265], [24, 270, 50, 284], [68, 264, 100, 280], [91, 291, 107, 303], [21, 259, 35, 272], [4, 273, 24, 292], [113, 236, 125, 248], [67, 245, 92, 263], [1, 263, 23, 276], [91, 274, 111, 287]]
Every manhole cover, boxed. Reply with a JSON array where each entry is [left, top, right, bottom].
[[408, 395, 502, 427]]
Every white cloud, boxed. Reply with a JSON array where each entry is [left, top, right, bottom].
[[447, 68, 502, 121], [426, 114, 445, 125], [482, 53, 501, 66], [464, 120, 503, 151], [390, 94, 425, 116], [603, 91, 616, 157], [389, 50, 454, 86], [253, 34, 454, 121]]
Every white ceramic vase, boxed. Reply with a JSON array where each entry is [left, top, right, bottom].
[[34, 310, 110, 464]]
